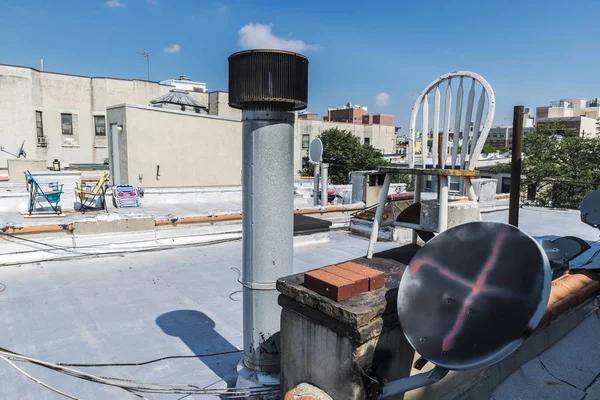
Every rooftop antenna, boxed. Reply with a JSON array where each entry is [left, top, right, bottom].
[[0, 141, 27, 159], [374, 221, 551, 397], [138, 50, 150, 81], [228, 49, 308, 394]]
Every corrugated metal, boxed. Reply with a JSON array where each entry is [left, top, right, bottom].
[[228, 50, 309, 111]]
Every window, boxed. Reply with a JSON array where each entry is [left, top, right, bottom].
[[35, 111, 44, 137], [94, 116, 106, 136], [425, 175, 433, 189], [61, 113, 73, 135], [302, 134, 310, 148], [302, 157, 309, 169], [364, 137, 370, 145], [449, 176, 461, 192], [501, 177, 511, 194]]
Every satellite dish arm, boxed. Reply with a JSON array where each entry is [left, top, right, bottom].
[[380, 365, 449, 398]]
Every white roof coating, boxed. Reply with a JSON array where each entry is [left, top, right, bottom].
[[0, 207, 598, 399], [0, 231, 398, 399]]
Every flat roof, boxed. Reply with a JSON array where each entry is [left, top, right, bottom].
[[0, 231, 398, 398], [0, 207, 597, 398]]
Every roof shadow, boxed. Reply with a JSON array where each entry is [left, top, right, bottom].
[[156, 309, 241, 388]]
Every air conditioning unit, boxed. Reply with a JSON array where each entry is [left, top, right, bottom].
[[37, 136, 48, 147]]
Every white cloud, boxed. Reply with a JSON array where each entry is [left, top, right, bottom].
[[164, 44, 181, 54], [375, 92, 390, 107], [237, 23, 320, 53], [105, 0, 125, 8], [216, 2, 229, 14]]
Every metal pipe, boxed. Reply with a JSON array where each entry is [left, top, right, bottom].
[[320, 163, 329, 206], [241, 110, 294, 375], [509, 105, 524, 227], [412, 175, 423, 244], [313, 164, 320, 207], [367, 173, 391, 259], [438, 175, 449, 232], [381, 366, 449, 398]]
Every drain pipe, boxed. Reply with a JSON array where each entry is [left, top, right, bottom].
[[228, 50, 309, 391]]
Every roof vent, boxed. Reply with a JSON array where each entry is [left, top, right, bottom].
[[228, 49, 308, 111]]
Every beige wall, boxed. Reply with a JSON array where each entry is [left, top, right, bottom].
[[294, 118, 396, 174], [107, 105, 242, 187], [0, 64, 235, 169]]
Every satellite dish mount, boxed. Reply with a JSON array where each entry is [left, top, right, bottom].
[[0, 141, 26, 159]]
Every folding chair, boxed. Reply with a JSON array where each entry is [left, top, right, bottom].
[[25, 170, 64, 216], [75, 172, 110, 213]]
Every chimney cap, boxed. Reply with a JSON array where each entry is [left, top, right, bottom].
[[228, 49, 309, 111]]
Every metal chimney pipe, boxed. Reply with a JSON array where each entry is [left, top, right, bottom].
[[228, 50, 308, 390], [321, 163, 329, 206]]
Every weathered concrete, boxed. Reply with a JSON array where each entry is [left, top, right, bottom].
[[471, 178, 497, 202], [278, 245, 420, 400], [419, 199, 481, 231], [7, 159, 47, 180], [349, 218, 412, 242], [73, 215, 155, 235]]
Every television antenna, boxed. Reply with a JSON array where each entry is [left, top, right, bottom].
[[138, 50, 150, 81], [0, 141, 27, 158], [377, 221, 550, 397]]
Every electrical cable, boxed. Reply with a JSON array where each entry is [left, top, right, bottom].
[[0, 355, 82, 400], [0, 231, 242, 266], [0, 348, 279, 399]]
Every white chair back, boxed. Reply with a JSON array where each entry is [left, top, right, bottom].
[[408, 71, 495, 170]]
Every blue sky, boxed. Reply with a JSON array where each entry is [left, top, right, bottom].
[[1, 0, 598, 133]]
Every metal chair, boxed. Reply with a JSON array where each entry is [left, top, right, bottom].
[[25, 171, 64, 215], [367, 71, 496, 258], [75, 172, 110, 213]]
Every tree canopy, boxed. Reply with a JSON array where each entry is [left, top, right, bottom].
[[300, 128, 390, 184], [488, 126, 600, 209], [520, 132, 600, 208]]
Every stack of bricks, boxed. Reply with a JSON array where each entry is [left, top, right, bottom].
[[303, 261, 385, 302]]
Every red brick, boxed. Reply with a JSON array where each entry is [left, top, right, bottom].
[[304, 269, 355, 302], [336, 262, 385, 290], [321, 265, 369, 295]]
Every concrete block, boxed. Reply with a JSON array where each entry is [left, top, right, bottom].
[[7, 159, 47, 180], [471, 178, 497, 202], [73, 216, 155, 235], [420, 199, 481, 231]]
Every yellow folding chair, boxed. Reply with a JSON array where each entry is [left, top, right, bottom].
[[75, 172, 110, 213]]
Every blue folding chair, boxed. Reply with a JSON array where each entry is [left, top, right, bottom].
[[25, 170, 64, 215]]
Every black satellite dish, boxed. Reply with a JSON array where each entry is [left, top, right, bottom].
[[581, 190, 600, 229], [397, 222, 551, 371]]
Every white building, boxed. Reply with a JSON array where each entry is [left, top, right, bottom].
[[0, 64, 238, 169], [0, 64, 396, 183], [159, 75, 207, 93], [536, 98, 600, 137]]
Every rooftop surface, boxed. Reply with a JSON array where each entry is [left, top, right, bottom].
[[0, 207, 598, 399], [0, 231, 398, 399]]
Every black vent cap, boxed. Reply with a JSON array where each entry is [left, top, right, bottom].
[[228, 49, 308, 111]]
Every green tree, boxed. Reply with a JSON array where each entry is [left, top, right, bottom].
[[522, 133, 600, 208], [495, 124, 600, 209], [299, 128, 391, 184], [482, 143, 500, 153]]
